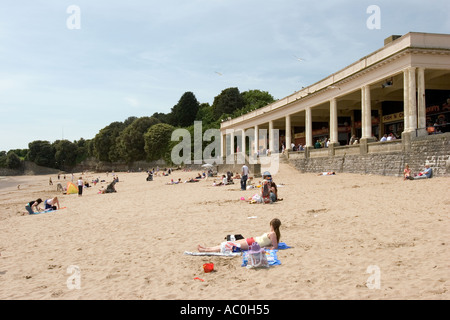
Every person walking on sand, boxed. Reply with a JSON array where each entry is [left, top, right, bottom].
[[241, 163, 249, 191]]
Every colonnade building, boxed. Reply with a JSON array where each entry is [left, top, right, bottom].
[[219, 33, 450, 172]]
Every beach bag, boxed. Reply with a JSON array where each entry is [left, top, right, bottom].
[[225, 234, 244, 241], [261, 180, 271, 204], [246, 243, 269, 269]]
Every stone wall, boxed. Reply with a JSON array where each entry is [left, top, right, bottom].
[[287, 133, 450, 177]]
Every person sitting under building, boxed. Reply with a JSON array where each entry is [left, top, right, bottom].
[[411, 164, 433, 180]]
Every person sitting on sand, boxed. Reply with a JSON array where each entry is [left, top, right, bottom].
[[108, 180, 118, 192], [403, 164, 411, 180], [413, 164, 433, 180], [197, 218, 281, 252], [44, 197, 60, 211], [269, 182, 279, 203], [25, 198, 43, 214], [212, 175, 228, 186]]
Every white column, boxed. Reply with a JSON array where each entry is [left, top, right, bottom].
[[269, 120, 274, 152], [417, 67, 427, 134], [241, 128, 246, 162], [408, 67, 417, 132], [229, 130, 235, 157], [361, 85, 372, 139], [254, 125, 259, 155], [330, 98, 338, 143], [221, 133, 225, 159], [403, 68, 410, 132], [305, 107, 313, 147], [285, 115, 292, 150]]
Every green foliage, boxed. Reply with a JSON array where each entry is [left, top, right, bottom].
[[144, 123, 176, 162], [241, 90, 275, 112], [53, 140, 79, 169], [27, 140, 56, 168], [115, 116, 160, 163], [0, 151, 6, 167], [5, 151, 22, 169], [93, 121, 126, 162], [212, 87, 245, 120], [196, 103, 216, 127], [169, 92, 200, 127]]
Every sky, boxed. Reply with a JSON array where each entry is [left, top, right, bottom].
[[0, 0, 449, 151]]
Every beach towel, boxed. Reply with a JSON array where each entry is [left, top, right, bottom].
[[184, 251, 241, 257]]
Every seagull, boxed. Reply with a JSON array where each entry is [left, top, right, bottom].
[[294, 55, 305, 62], [215, 71, 223, 76]]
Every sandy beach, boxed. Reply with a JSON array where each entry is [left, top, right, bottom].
[[0, 163, 448, 300]]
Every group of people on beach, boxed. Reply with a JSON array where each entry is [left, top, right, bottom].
[[403, 164, 433, 180], [25, 197, 60, 215]]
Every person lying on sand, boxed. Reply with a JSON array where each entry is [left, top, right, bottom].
[[197, 218, 281, 252], [318, 172, 336, 176]]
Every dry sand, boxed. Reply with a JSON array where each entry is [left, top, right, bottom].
[[0, 163, 449, 300]]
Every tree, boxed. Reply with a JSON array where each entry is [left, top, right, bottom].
[[212, 87, 244, 120], [170, 92, 200, 127], [27, 140, 55, 168], [196, 103, 216, 127], [115, 116, 160, 163], [241, 90, 275, 112], [93, 122, 126, 162], [6, 151, 22, 169], [144, 123, 175, 162], [0, 151, 6, 168], [53, 140, 78, 169]]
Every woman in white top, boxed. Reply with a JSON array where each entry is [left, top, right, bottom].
[[197, 218, 281, 252]]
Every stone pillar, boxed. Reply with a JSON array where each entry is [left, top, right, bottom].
[[417, 67, 427, 136], [305, 107, 313, 148], [361, 85, 373, 139], [229, 129, 235, 158], [269, 120, 274, 153], [240, 128, 246, 164], [408, 67, 417, 133], [403, 68, 410, 132], [330, 98, 338, 144], [254, 125, 259, 156], [221, 133, 226, 160], [285, 115, 292, 151]]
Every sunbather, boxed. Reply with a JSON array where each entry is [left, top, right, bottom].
[[197, 218, 281, 252]]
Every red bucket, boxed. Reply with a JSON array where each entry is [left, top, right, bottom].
[[203, 263, 214, 273]]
